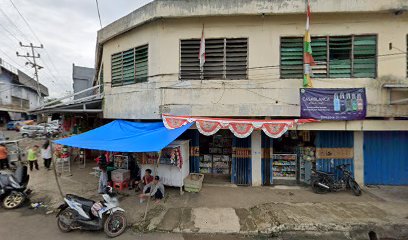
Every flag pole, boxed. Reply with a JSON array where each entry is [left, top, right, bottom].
[[199, 24, 205, 80], [303, 0, 314, 88]]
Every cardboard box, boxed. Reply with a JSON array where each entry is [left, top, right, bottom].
[[111, 169, 130, 182]]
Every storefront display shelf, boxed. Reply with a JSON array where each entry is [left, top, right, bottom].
[[273, 176, 296, 180], [272, 154, 297, 181]]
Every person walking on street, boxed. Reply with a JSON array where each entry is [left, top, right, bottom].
[[0, 144, 9, 170], [27, 145, 40, 171], [41, 140, 52, 170]]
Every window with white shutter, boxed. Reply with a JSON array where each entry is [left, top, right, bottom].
[[180, 38, 248, 80]]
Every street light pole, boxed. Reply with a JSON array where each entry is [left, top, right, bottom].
[[16, 42, 44, 106]]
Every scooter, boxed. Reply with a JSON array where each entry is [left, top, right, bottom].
[[311, 163, 362, 196], [0, 165, 30, 209], [56, 186, 127, 238]]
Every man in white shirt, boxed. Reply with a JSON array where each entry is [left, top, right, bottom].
[[139, 176, 165, 204]]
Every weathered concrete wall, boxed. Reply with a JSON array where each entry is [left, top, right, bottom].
[[295, 120, 408, 131], [0, 70, 42, 111], [73, 65, 95, 100], [101, 12, 408, 121], [353, 131, 364, 185], [0, 71, 13, 105], [251, 131, 262, 186], [97, 0, 408, 44]]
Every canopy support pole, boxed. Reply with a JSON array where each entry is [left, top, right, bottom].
[[51, 143, 64, 200], [143, 150, 161, 221]]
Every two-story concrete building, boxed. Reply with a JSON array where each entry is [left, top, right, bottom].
[[0, 58, 48, 124], [73, 64, 96, 100], [95, 0, 408, 186]]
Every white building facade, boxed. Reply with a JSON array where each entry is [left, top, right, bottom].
[[95, 0, 408, 186], [0, 58, 48, 122]]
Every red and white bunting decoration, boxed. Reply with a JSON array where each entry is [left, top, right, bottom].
[[162, 114, 317, 138], [262, 123, 292, 138], [163, 116, 191, 129], [228, 123, 254, 138], [196, 120, 222, 136]]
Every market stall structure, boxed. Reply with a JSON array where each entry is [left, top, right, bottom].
[[54, 120, 193, 193]]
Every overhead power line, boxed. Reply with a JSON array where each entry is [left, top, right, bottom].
[[95, 0, 103, 28], [0, 21, 20, 42], [9, 0, 41, 44], [16, 42, 44, 104], [0, 7, 30, 42], [7, 0, 72, 92]]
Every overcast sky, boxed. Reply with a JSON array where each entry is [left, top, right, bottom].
[[0, 0, 153, 97]]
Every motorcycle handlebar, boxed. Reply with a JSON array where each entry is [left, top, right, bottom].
[[336, 163, 351, 170]]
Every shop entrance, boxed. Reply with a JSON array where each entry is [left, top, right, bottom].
[[199, 130, 233, 184], [263, 131, 317, 186]]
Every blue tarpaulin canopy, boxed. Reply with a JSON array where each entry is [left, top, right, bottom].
[[53, 120, 193, 152]]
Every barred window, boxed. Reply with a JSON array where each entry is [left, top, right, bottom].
[[111, 44, 148, 87], [180, 38, 248, 80], [280, 35, 377, 79]]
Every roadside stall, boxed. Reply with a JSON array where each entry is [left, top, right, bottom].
[[138, 140, 190, 194], [54, 120, 193, 192]]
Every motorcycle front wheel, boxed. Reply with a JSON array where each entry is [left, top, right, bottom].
[[104, 211, 127, 238], [2, 191, 26, 209], [57, 208, 74, 232], [348, 179, 362, 196]]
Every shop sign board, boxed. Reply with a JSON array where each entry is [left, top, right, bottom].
[[300, 88, 366, 120], [316, 148, 354, 159]]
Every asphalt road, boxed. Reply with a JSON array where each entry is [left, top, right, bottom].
[[0, 207, 265, 240], [0, 206, 356, 240]]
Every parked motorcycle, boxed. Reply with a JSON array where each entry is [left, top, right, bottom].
[[0, 165, 30, 209], [311, 163, 362, 196], [56, 187, 127, 238]]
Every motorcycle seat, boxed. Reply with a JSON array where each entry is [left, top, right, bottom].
[[315, 171, 335, 176], [66, 194, 95, 208], [0, 174, 10, 188]]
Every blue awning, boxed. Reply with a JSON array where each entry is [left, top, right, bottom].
[[53, 120, 193, 152]]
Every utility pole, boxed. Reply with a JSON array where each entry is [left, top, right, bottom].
[[16, 42, 43, 105]]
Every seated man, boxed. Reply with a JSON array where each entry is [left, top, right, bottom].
[[135, 169, 153, 192], [139, 176, 165, 204]]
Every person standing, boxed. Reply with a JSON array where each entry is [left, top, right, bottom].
[[127, 153, 140, 190], [41, 140, 52, 170], [97, 152, 108, 194], [27, 145, 40, 171], [0, 144, 9, 170]]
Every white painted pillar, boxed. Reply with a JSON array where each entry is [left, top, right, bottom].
[[251, 130, 262, 186], [354, 131, 364, 186]]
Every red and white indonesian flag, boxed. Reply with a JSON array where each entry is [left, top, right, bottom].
[[198, 27, 206, 69]]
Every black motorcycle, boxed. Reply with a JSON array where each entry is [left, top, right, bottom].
[[56, 187, 127, 238], [311, 163, 362, 196], [0, 165, 30, 209]]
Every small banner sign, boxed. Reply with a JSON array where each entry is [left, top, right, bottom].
[[316, 148, 354, 159], [300, 88, 367, 120]]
